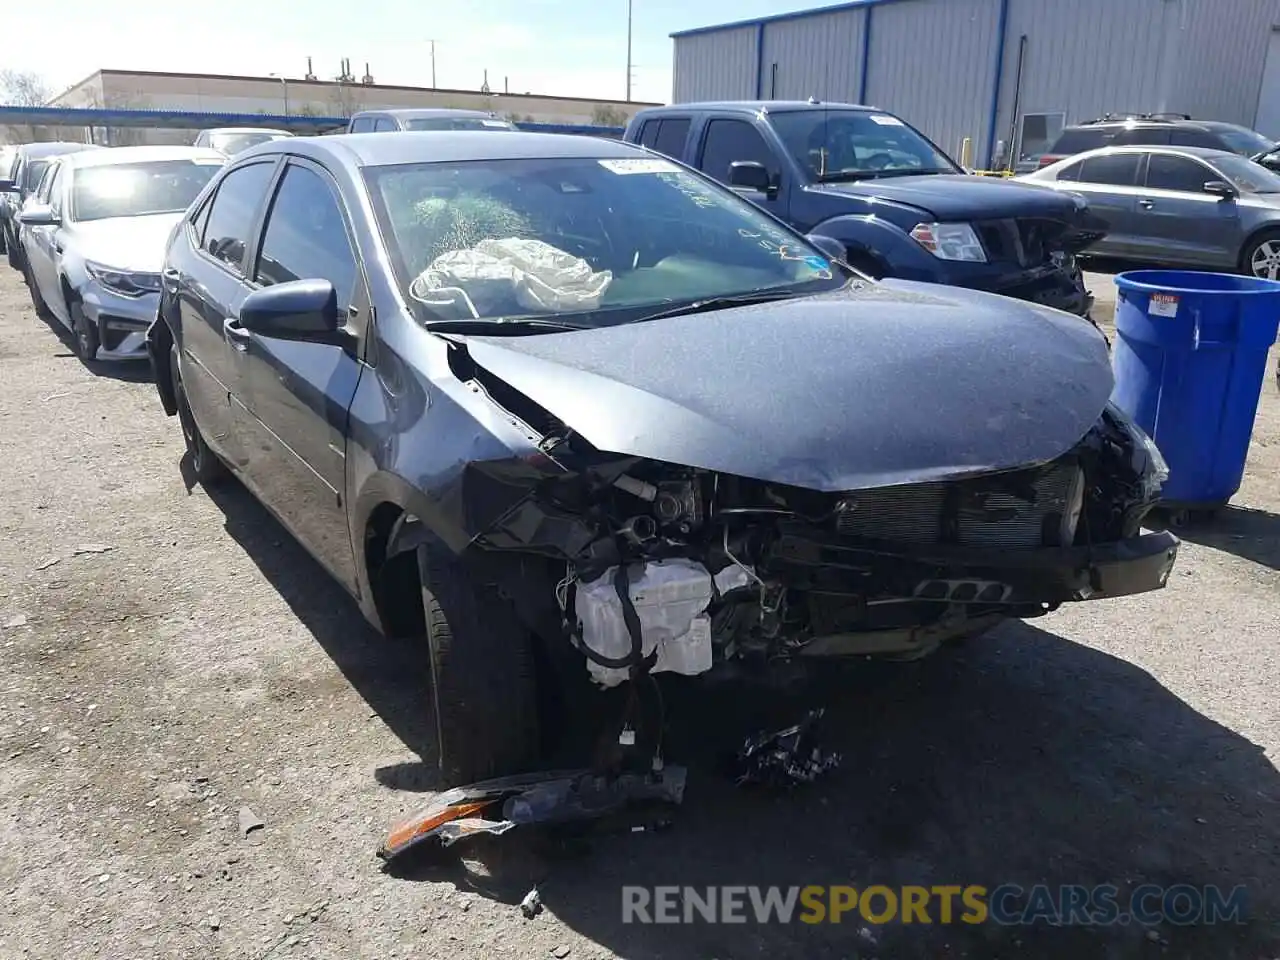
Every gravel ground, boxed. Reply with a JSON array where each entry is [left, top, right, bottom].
[[1, 264, 1278, 960]]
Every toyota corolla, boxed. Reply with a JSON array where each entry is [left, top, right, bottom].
[[145, 132, 1178, 786]]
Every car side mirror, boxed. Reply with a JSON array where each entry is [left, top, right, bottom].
[[1203, 180, 1237, 200], [728, 160, 776, 196], [804, 234, 847, 264], [17, 203, 59, 227], [240, 279, 340, 343]]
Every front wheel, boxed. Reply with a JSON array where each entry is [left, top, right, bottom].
[[1242, 230, 1280, 280], [170, 343, 226, 485], [24, 263, 51, 319], [70, 301, 99, 363], [418, 542, 541, 787]]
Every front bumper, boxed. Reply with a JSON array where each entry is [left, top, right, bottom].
[[82, 285, 158, 361], [769, 524, 1180, 606]]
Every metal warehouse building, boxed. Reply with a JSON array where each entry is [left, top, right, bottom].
[[671, 0, 1280, 168]]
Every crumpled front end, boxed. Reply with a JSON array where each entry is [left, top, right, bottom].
[[470, 400, 1177, 683]]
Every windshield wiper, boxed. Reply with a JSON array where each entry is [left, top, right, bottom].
[[630, 289, 808, 324], [424, 317, 591, 336]]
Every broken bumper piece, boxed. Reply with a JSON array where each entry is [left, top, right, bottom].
[[770, 525, 1179, 612], [378, 766, 687, 863]]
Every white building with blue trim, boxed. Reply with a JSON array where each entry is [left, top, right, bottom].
[[671, 0, 1280, 168]]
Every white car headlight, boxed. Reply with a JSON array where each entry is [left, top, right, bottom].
[[85, 261, 163, 298], [908, 222, 987, 262]]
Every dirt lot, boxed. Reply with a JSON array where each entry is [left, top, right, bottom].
[[1, 264, 1277, 960]]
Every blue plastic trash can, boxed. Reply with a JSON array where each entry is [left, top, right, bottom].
[[1110, 270, 1280, 510]]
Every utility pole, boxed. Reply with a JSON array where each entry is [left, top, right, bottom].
[[625, 0, 633, 101], [427, 39, 438, 88]]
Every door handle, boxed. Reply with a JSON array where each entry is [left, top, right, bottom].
[[1138, 199, 1155, 209], [223, 317, 251, 352]]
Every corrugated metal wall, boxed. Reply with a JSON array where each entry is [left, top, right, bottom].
[[673, 27, 758, 102], [759, 9, 867, 102], [863, 0, 1002, 161], [672, 0, 1280, 164], [992, 0, 1170, 159], [1166, 0, 1280, 126]]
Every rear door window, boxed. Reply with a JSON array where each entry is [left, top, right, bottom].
[[1169, 128, 1219, 149], [1076, 153, 1141, 186], [349, 116, 374, 133], [200, 161, 277, 273], [637, 120, 660, 148], [653, 119, 691, 159], [1048, 128, 1110, 154], [373, 118, 398, 132], [1114, 127, 1171, 146]]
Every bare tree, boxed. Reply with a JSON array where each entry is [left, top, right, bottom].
[[590, 104, 628, 127], [0, 69, 50, 107]]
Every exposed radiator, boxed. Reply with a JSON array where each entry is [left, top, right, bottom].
[[834, 462, 1082, 549]]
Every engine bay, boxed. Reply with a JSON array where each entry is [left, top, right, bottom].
[[476, 406, 1164, 686]]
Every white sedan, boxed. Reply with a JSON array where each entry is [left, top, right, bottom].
[[17, 145, 226, 362]]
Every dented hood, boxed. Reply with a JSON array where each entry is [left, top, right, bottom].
[[463, 280, 1113, 491]]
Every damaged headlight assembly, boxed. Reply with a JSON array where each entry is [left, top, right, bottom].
[[1105, 401, 1170, 498], [909, 222, 987, 262]]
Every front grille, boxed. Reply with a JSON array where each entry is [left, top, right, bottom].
[[834, 461, 1082, 549], [976, 218, 1057, 267]]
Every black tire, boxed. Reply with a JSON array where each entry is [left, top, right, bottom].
[[5, 227, 19, 270], [1241, 229, 1280, 280], [418, 542, 541, 787], [70, 300, 99, 363], [170, 343, 226, 485], [23, 263, 51, 319]]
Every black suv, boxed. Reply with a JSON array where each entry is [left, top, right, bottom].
[[1036, 114, 1275, 170]]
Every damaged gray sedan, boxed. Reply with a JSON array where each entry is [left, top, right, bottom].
[[146, 132, 1178, 786]]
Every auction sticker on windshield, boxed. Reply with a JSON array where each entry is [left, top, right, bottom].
[[869, 115, 905, 126], [1148, 293, 1179, 318], [599, 158, 680, 175]]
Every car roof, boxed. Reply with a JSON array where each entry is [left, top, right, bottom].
[[352, 108, 497, 120], [237, 130, 645, 168], [1058, 144, 1239, 163], [17, 142, 101, 158], [202, 127, 292, 136], [636, 100, 876, 117], [61, 145, 227, 168]]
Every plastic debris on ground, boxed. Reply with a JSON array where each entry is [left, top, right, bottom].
[[734, 708, 842, 787], [377, 766, 687, 864]]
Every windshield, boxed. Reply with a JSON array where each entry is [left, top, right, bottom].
[[1211, 154, 1280, 193], [1215, 126, 1274, 156], [210, 132, 285, 155], [403, 117, 517, 132], [366, 155, 844, 326], [72, 159, 223, 221], [769, 109, 960, 181]]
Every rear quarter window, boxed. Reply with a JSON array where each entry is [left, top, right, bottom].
[[1049, 128, 1111, 154]]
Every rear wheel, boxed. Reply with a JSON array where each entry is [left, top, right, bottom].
[[418, 542, 541, 787], [23, 263, 51, 319], [170, 343, 226, 485], [1242, 230, 1280, 280]]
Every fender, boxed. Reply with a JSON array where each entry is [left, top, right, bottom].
[[807, 214, 939, 281]]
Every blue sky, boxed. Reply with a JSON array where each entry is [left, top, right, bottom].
[[13, 0, 821, 104]]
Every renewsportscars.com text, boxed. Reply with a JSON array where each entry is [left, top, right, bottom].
[[622, 884, 1247, 926]]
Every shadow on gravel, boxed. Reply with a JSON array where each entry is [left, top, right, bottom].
[[193, 477, 1280, 959], [1155, 505, 1280, 572], [396, 624, 1280, 960], [200, 475, 440, 776], [34, 311, 155, 383]]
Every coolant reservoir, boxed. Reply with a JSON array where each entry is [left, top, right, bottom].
[[576, 559, 714, 687]]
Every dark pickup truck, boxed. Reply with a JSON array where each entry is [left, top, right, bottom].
[[624, 101, 1106, 317]]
